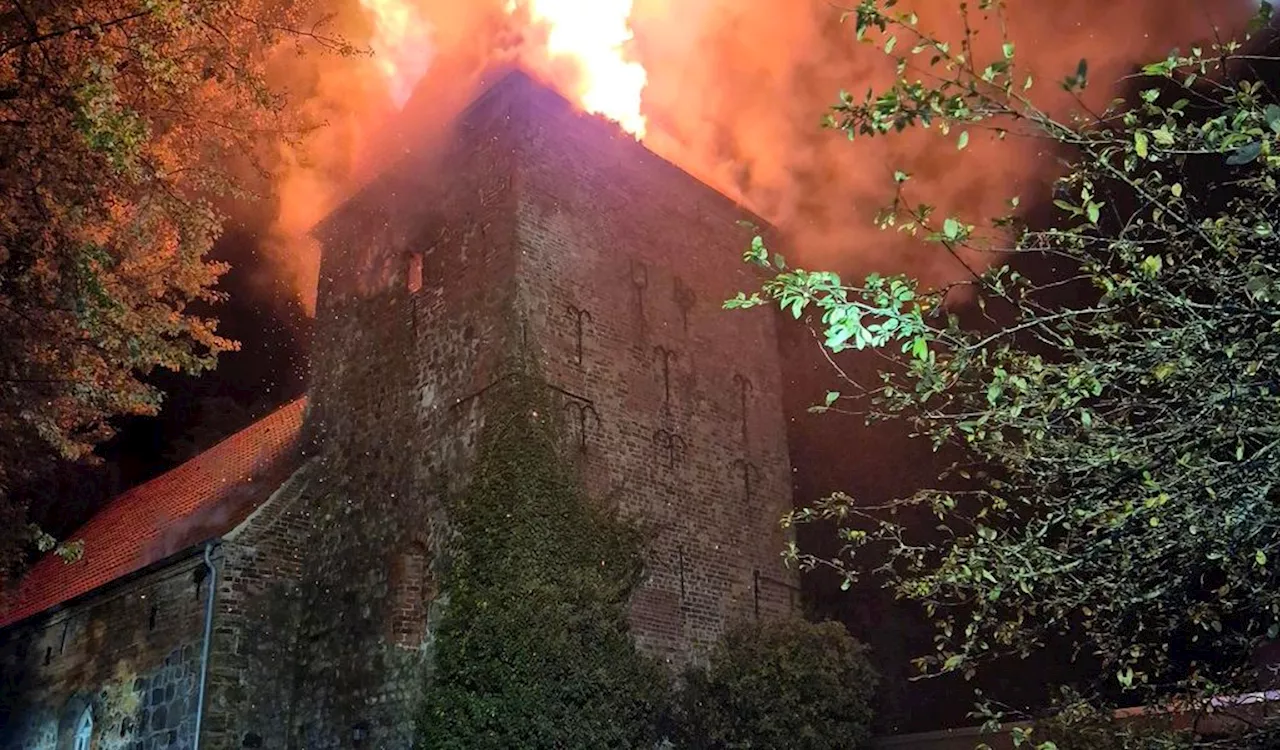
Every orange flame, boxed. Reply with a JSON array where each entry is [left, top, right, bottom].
[[515, 0, 648, 137], [359, 0, 434, 108]]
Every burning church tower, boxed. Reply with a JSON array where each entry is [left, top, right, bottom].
[[291, 66, 798, 741], [0, 67, 798, 750]]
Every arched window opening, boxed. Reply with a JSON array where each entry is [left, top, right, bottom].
[[73, 706, 93, 750]]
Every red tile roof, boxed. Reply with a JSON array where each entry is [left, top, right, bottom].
[[0, 398, 308, 629]]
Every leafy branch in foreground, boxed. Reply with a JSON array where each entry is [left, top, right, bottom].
[[731, 0, 1280, 742]]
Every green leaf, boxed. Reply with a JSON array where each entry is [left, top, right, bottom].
[[911, 337, 929, 361], [1227, 141, 1262, 166], [1086, 202, 1100, 224], [884, 34, 897, 54], [1134, 130, 1149, 158], [943, 218, 961, 240], [957, 130, 969, 150], [825, 325, 853, 350], [1152, 125, 1174, 145], [1002, 42, 1015, 59], [1256, 549, 1268, 567], [1140, 255, 1163, 277], [825, 391, 840, 406], [1267, 104, 1280, 133]]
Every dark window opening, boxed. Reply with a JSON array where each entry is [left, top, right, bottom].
[[407, 251, 423, 294], [193, 565, 209, 600]]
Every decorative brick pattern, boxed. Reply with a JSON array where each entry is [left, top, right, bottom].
[[505, 71, 799, 662]]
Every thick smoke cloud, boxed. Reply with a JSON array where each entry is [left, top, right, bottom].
[[253, 0, 512, 314], [258, 0, 1259, 313], [630, 0, 1258, 284]]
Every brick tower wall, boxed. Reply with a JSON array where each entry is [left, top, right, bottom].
[[502, 75, 798, 662], [268, 68, 797, 748]]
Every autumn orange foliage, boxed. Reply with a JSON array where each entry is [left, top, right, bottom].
[[0, 0, 345, 576]]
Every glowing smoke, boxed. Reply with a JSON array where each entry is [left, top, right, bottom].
[[258, 0, 1261, 315]]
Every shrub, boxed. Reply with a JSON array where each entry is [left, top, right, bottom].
[[675, 619, 878, 750]]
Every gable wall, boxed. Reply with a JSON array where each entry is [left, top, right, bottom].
[[220, 75, 527, 750], [198, 463, 316, 750], [0, 552, 217, 750]]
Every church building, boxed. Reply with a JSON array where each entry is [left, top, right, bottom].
[[0, 68, 796, 750]]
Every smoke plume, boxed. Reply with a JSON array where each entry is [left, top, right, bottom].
[[256, 0, 1260, 314], [629, 0, 1258, 284]]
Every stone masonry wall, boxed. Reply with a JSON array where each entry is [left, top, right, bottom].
[[225, 72, 528, 750], [0, 553, 217, 750], [198, 462, 315, 750], [505, 77, 799, 665]]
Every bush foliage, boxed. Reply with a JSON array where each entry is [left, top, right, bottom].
[[676, 619, 878, 750]]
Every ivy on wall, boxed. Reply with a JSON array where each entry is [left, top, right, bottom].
[[417, 374, 669, 750]]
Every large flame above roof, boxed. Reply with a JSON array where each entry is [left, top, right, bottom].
[[517, 0, 647, 138], [357, 0, 647, 138]]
